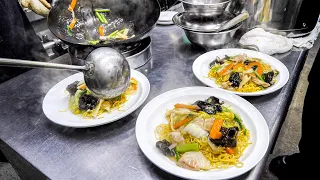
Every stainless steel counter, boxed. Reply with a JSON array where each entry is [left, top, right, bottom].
[[0, 25, 307, 180]]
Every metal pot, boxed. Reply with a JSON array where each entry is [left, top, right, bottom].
[[183, 22, 242, 50], [180, 0, 230, 16]]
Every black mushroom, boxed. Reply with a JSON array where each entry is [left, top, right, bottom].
[[229, 72, 241, 87], [205, 96, 221, 105], [78, 94, 99, 111], [209, 127, 239, 148], [244, 60, 251, 65], [251, 65, 258, 71], [196, 101, 217, 114], [205, 96, 223, 112], [156, 139, 175, 156], [66, 81, 80, 96], [196, 99, 223, 114], [263, 71, 275, 84]]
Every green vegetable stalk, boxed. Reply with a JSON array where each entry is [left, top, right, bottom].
[[67, 26, 72, 36], [175, 143, 199, 153], [107, 30, 119, 38], [99, 13, 108, 24], [95, 12, 105, 23], [234, 114, 243, 130], [94, 9, 111, 13], [254, 70, 264, 81], [174, 148, 181, 160]]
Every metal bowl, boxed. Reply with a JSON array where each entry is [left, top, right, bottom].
[[172, 11, 235, 32], [183, 22, 242, 50], [181, 0, 231, 16]]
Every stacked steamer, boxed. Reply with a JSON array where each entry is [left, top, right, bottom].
[[173, 0, 242, 50]]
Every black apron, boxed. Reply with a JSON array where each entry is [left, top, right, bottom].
[[0, 0, 49, 83]]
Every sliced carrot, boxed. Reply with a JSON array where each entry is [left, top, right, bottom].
[[226, 147, 235, 154], [68, 0, 77, 12], [69, 18, 77, 30], [218, 63, 234, 76], [245, 62, 263, 76], [78, 84, 86, 90], [174, 104, 200, 110], [209, 119, 224, 139], [233, 63, 244, 71], [173, 115, 193, 129], [98, 25, 105, 36]]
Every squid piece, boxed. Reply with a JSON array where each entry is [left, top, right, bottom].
[[170, 132, 185, 143], [232, 54, 247, 63], [239, 74, 251, 89], [203, 118, 215, 132], [182, 123, 208, 138], [193, 117, 205, 128], [207, 137, 223, 154], [250, 74, 270, 88], [177, 152, 212, 171]]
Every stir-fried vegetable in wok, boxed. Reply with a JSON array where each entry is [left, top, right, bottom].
[[65, 78, 138, 119], [208, 54, 279, 92], [65, 0, 135, 45], [155, 96, 251, 170]]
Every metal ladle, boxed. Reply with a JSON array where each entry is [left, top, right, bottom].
[[0, 47, 131, 99]]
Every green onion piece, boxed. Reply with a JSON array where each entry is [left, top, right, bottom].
[[234, 114, 243, 130], [107, 30, 119, 38], [175, 143, 199, 153], [67, 26, 72, 36], [174, 148, 181, 161], [99, 13, 108, 24], [254, 70, 264, 81], [95, 11, 104, 23], [88, 40, 100, 45], [94, 9, 111, 13], [119, 29, 125, 34]]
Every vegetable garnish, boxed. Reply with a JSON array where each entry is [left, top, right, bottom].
[[173, 114, 194, 129], [100, 14, 108, 24], [68, 0, 77, 12], [209, 119, 224, 139], [98, 25, 105, 36], [175, 143, 199, 153], [234, 115, 243, 130], [95, 11, 104, 23], [88, 40, 100, 45], [174, 104, 200, 110], [253, 70, 264, 81], [107, 30, 119, 38], [94, 9, 111, 13], [233, 63, 244, 72], [246, 62, 263, 76], [69, 18, 77, 30], [226, 147, 235, 154], [218, 63, 234, 76], [67, 26, 73, 36]]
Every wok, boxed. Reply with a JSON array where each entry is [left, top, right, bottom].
[[47, 0, 160, 48]]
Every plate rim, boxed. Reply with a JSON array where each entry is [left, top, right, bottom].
[[42, 69, 150, 128], [135, 86, 269, 180], [192, 48, 290, 96]]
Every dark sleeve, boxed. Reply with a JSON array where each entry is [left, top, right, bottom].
[[0, 1, 49, 83]]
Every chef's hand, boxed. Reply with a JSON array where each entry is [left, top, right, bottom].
[[20, 0, 52, 17]]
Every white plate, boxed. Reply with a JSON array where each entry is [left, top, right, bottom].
[[192, 48, 290, 96], [43, 70, 150, 128], [136, 86, 269, 180], [159, 11, 178, 22]]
